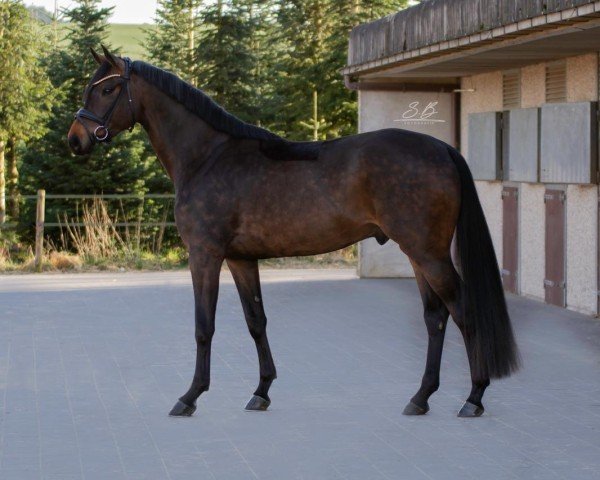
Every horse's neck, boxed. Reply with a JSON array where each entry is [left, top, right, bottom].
[[136, 83, 229, 187]]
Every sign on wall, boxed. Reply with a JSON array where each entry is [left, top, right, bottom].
[[359, 91, 456, 146]]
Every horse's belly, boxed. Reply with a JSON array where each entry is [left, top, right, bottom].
[[226, 220, 377, 259]]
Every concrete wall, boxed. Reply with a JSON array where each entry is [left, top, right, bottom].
[[519, 184, 545, 301], [566, 185, 598, 315], [475, 181, 503, 267], [461, 72, 504, 261], [521, 63, 545, 108], [567, 53, 598, 103], [459, 54, 599, 315], [460, 72, 503, 159], [357, 90, 456, 277], [356, 53, 599, 316], [564, 54, 598, 314], [519, 64, 551, 303]]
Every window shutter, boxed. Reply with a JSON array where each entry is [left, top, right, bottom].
[[545, 61, 567, 103], [502, 70, 521, 109]]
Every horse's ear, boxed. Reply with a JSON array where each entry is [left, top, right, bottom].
[[90, 47, 103, 65], [101, 44, 118, 67]]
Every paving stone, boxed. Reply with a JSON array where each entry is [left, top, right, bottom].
[[1, 269, 600, 479]]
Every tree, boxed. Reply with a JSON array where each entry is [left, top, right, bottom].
[[324, 0, 410, 137], [196, 0, 255, 122], [21, 0, 166, 196], [271, 0, 341, 140], [0, 0, 54, 222], [20, 0, 170, 236], [146, 0, 202, 85], [271, 0, 409, 140]]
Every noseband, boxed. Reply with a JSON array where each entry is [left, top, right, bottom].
[[74, 57, 136, 143]]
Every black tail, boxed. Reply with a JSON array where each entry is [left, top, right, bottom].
[[448, 147, 520, 379]]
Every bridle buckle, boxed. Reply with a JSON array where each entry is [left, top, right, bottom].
[[94, 125, 109, 142]]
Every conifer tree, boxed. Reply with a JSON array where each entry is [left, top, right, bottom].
[[271, 0, 409, 140], [0, 0, 54, 222], [271, 0, 337, 140], [324, 0, 410, 137], [21, 0, 168, 233], [196, 0, 274, 124], [146, 0, 202, 85], [21, 0, 161, 196]]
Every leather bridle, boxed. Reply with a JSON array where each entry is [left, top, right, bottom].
[[74, 57, 136, 143]]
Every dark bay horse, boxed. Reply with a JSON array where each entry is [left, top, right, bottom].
[[68, 46, 519, 418]]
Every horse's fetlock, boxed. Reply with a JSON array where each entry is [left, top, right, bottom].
[[425, 381, 440, 395], [476, 378, 490, 388]]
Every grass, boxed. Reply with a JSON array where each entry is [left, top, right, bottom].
[[0, 248, 356, 274], [51, 23, 154, 60], [0, 198, 357, 274], [108, 24, 155, 60]]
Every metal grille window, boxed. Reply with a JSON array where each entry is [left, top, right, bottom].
[[545, 60, 567, 103], [502, 70, 521, 109]]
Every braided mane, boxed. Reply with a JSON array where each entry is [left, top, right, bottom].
[[131, 61, 321, 161]]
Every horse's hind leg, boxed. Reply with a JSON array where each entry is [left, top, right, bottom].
[[412, 255, 490, 417], [403, 264, 449, 415], [227, 259, 277, 411]]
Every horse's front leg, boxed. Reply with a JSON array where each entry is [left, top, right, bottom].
[[169, 248, 223, 416], [227, 258, 277, 411]]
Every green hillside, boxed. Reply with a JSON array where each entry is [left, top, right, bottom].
[[27, 7, 153, 59], [51, 23, 154, 60], [108, 24, 155, 60]]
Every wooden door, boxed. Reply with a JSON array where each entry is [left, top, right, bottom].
[[502, 186, 519, 293], [544, 188, 566, 307]]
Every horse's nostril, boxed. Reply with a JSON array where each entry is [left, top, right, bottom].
[[68, 135, 81, 153]]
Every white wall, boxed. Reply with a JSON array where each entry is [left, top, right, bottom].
[[566, 185, 598, 315], [460, 56, 599, 315], [358, 89, 456, 277], [460, 72, 504, 278], [357, 54, 600, 315], [519, 184, 545, 301], [475, 181, 503, 267]]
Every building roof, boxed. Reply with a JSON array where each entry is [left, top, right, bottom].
[[344, 0, 600, 78]]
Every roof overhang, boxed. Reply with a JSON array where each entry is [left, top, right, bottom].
[[344, 1, 600, 81]]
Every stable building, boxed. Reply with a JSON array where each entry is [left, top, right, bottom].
[[344, 0, 600, 315]]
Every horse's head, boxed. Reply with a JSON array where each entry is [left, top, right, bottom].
[[68, 46, 136, 155]]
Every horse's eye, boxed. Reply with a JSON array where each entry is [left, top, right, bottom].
[[102, 86, 115, 95]]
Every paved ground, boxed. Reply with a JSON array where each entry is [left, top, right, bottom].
[[0, 269, 599, 480]]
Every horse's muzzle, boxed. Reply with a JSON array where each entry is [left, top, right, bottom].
[[67, 121, 94, 155]]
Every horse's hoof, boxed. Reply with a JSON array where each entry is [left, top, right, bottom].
[[245, 395, 270, 411], [169, 400, 196, 417], [402, 401, 429, 415], [457, 401, 484, 417]]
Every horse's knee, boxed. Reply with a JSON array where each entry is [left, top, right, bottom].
[[195, 327, 215, 345]]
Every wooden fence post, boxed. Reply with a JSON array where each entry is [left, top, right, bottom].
[[35, 189, 45, 272]]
